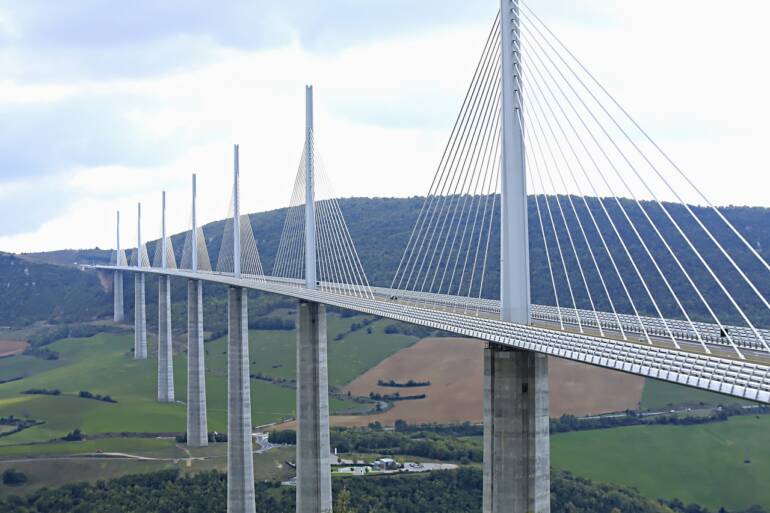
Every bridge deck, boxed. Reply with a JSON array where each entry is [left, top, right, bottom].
[[97, 265, 770, 404]]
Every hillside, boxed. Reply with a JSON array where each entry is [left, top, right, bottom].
[[3, 196, 769, 328], [0, 252, 111, 326]]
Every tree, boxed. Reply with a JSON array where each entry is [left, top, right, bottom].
[[2, 469, 27, 486], [63, 428, 84, 441], [334, 487, 356, 513]]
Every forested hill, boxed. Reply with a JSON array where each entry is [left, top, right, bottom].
[[0, 467, 764, 513], [0, 252, 111, 326], [2, 196, 769, 327]]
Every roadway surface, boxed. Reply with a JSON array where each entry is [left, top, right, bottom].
[[95, 265, 770, 404]]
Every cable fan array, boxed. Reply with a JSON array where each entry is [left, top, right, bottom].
[[390, 4, 770, 359], [113, 248, 129, 267], [215, 170, 266, 280], [180, 216, 213, 272], [151, 232, 177, 269], [272, 137, 373, 299], [391, 14, 503, 313], [129, 244, 151, 267]]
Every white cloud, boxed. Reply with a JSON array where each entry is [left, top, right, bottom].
[[0, 0, 768, 253]]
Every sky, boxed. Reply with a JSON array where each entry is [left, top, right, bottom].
[[0, 0, 769, 253]]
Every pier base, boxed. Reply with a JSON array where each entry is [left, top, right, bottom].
[[296, 301, 332, 513], [157, 276, 174, 402], [187, 279, 208, 447], [483, 346, 550, 513], [113, 271, 124, 323], [227, 287, 255, 513], [134, 273, 147, 359]]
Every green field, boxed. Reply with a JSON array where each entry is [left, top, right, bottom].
[[0, 314, 418, 445], [641, 378, 753, 410], [0, 437, 181, 458], [0, 442, 295, 495], [551, 414, 770, 511], [207, 315, 420, 387]]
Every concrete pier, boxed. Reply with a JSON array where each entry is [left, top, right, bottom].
[[296, 301, 332, 513], [187, 279, 208, 447], [158, 275, 174, 402], [227, 287, 255, 513], [483, 345, 550, 513], [134, 274, 147, 359], [113, 271, 124, 323]]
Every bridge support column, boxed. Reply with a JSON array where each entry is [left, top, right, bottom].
[[227, 287, 255, 513], [158, 275, 174, 402], [296, 300, 332, 513], [187, 279, 208, 447], [483, 345, 550, 513], [134, 274, 147, 359], [113, 271, 124, 322]]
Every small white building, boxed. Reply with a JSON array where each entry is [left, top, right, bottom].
[[373, 457, 399, 470]]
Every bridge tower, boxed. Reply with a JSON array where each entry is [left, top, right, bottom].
[[484, 1, 550, 513], [226, 145, 256, 513], [134, 203, 147, 359], [187, 174, 208, 447], [113, 211, 124, 323], [296, 85, 333, 513], [158, 191, 175, 402]]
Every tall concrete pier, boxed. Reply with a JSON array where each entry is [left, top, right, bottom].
[[296, 301, 332, 513], [134, 203, 147, 359], [484, 1, 551, 512], [295, 86, 333, 513], [227, 287, 255, 513], [186, 174, 208, 447], [134, 274, 147, 359], [187, 279, 207, 446], [158, 275, 174, 402], [157, 191, 174, 403], [483, 346, 550, 513], [113, 271, 124, 322], [113, 211, 125, 323]]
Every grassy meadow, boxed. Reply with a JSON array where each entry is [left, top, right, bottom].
[[551, 414, 770, 511], [640, 377, 753, 410], [0, 443, 295, 496], [0, 314, 418, 445]]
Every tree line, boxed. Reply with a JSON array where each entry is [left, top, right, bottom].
[[0, 467, 765, 513], [6, 197, 770, 330]]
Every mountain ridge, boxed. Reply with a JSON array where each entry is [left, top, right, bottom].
[[2, 195, 768, 328]]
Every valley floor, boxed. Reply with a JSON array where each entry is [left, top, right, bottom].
[[0, 322, 765, 511]]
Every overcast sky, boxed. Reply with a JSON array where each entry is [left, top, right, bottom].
[[1, 0, 768, 253]]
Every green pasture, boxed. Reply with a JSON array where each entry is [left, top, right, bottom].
[[204, 315, 418, 387], [0, 443, 295, 496], [0, 314, 417, 445], [641, 378, 752, 410], [551, 414, 770, 511]]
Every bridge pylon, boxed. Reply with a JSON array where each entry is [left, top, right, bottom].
[[158, 191, 175, 402], [485, 1, 550, 512], [187, 174, 208, 447], [296, 85, 333, 513], [134, 203, 147, 359], [226, 146, 256, 513], [113, 210, 125, 323]]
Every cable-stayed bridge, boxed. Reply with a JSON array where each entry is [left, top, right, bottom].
[[91, 2, 770, 512]]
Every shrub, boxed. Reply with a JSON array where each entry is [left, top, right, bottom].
[[2, 469, 27, 486], [63, 429, 84, 441]]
